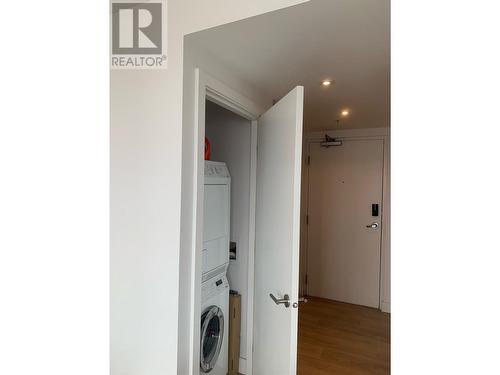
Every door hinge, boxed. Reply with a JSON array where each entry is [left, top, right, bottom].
[[307, 155, 310, 165], [305, 274, 308, 285], [306, 215, 309, 225]]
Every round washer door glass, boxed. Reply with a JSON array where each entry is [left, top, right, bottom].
[[200, 306, 224, 373]]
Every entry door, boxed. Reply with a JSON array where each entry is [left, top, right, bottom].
[[253, 87, 304, 375], [306, 139, 384, 308]]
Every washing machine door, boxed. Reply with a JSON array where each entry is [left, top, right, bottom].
[[200, 306, 224, 373]]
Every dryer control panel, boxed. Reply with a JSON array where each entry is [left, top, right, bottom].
[[202, 275, 229, 303], [204, 161, 230, 178]]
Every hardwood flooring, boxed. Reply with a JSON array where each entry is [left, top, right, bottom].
[[297, 297, 390, 375]]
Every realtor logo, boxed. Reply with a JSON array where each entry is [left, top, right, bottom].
[[111, 0, 167, 69]]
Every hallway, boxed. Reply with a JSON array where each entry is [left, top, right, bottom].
[[298, 298, 390, 375]]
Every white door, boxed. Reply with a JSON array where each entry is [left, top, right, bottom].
[[306, 139, 384, 308], [253, 87, 304, 375]]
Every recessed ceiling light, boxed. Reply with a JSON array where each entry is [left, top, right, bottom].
[[341, 109, 350, 117], [321, 80, 333, 87]]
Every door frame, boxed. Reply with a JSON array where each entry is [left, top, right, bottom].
[[301, 128, 390, 312], [188, 68, 260, 375]]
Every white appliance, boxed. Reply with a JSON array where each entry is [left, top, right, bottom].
[[202, 161, 231, 282], [200, 273, 230, 375], [200, 161, 231, 374]]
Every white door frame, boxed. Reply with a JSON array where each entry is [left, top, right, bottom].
[[188, 68, 259, 375], [301, 128, 390, 312]]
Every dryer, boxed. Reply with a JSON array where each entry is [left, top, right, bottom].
[[203, 161, 231, 282], [200, 273, 229, 375]]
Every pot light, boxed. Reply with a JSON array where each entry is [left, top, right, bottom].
[[321, 80, 333, 87], [341, 109, 350, 117]]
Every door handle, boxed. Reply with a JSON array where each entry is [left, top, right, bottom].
[[366, 222, 379, 229], [270, 293, 290, 308]]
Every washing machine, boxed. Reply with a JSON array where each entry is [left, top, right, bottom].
[[200, 273, 230, 375], [203, 161, 231, 282]]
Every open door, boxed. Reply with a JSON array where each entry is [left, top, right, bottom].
[[253, 87, 304, 375]]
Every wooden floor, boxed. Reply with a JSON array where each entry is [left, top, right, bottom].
[[298, 297, 390, 375]]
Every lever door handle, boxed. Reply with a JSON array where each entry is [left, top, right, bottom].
[[270, 293, 290, 308], [366, 222, 379, 229]]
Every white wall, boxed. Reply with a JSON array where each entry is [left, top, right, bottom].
[[111, 69, 182, 375], [111, 1, 310, 375], [300, 128, 390, 312], [206, 101, 252, 366]]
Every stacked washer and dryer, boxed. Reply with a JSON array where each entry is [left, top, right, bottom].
[[200, 161, 231, 375]]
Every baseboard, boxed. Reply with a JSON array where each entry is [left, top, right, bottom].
[[238, 358, 246, 374], [381, 301, 390, 313]]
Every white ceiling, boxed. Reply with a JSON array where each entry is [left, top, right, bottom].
[[188, 0, 390, 131]]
